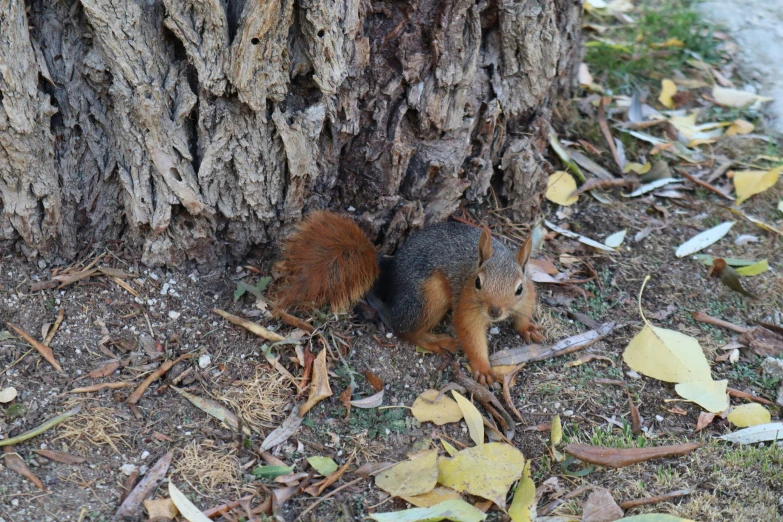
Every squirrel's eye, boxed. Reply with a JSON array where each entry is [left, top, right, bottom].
[[515, 284, 523, 296], [475, 277, 482, 290]]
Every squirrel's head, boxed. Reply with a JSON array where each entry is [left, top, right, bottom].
[[471, 226, 533, 323]]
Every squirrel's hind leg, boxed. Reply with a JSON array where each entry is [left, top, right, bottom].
[[396, 271, 458, 355]]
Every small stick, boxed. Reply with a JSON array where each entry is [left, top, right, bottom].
[[727, 387, 774, 405], [598, 98, 623, 172], [620, 489, 692, 510], [214, 309, 287, 342], [126, 360, 175, 405], [44, 308, 65, 346], [70, 382, 132, 394], [676, 169, 733, 200], [691, 312, 749, 334], [202, 496, 254, 519], [502, 364, 527, 423], [0, 347, 36, 377], [6, 322, 63, 373], [274, 308, 315, 334]]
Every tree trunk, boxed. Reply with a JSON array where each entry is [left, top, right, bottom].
[[0, 0, 582, 266]]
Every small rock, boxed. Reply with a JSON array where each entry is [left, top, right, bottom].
[[762, 357, 783, 380], [489, 327, 500, 335], [141, 451, 150, 460], [120, 463, 139, 476], [160, 283, 170, 295], [626, 370, 642, 380], [655, 415, 664, 422], [168, 310, 180, 320], [563, 410, 574, 417], [198, 354, 211, 369], [776, 385, 783, 408]]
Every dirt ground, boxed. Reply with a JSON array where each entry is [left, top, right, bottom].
[[2, 2, 783, 522]]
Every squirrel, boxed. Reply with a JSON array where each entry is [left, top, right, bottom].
[[275, 210, 543, 385]]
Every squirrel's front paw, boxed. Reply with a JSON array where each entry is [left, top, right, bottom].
[[470, 364, 496, 386], [517, 322, 544, 344]]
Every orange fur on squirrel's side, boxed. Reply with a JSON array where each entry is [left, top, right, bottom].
[[275, 211, 379, 313]]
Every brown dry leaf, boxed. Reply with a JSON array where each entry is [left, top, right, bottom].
[[70, 382, 131, 394], [582, 487, 623, 522], [305, 453, 354, 497], [565, 443, 702, 468], [627, 392, 641, 436], [33, 449, 86, 465], [696, 411, 715, 431], [299, 349, 333, 416], [4, 446, 46, 491], [364, 371, 385, 391], [144, 498, 178, 520], [6, 322, 63, 373], [339, 386, 352, 420], [171, 386, 250, 435], [349, 390, 384, 409], [126, 359, 175, 405], [114, 451, 174, 520], [356, 461, 395, 478], [260, 406, 303, 451], [565, 354, 614, 368], [88, 360, 121, 379]]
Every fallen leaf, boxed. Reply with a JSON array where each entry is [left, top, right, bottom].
[[299, 349, 333, 416], [213, 309, 286, 342], [544, 221, 616, 252], [32, 449, 85, 465], [368, 499, 487, 522], [712, 86, 772, 108], [694, 255, 757, 267], [719, 422, 783, 444], [260, 406, 303, 451], [564, 442, 702, 468], [549, 134, 586, 182], [401, 486, 462, 508], [169, 481, 212, 522], [364, 371, 385, 391], [727, 404, 771, 427], [674, 380, 729, 413], [735, 259, 769, 276], [604, 230, 626, 249], [114, 451, 174, 520], [733, 234, 759, 246], [349, 390, 384, 409], [508, 461, 536, 522], [623, 279, 712, 383], [0, 387, 17, 403], [651, 37, 685, 48], [88, 360, 121, 379], [726, 119, 754, 136], [628, 392, 641, 436], [307, 456, 338, 477], [659, 79, 677, 109], [582, 487, 623, 522], [623, 162, 651, 175], [144, 498, 178, 520], [304, 453, 355, 496], [127, 359, 175, 405], [4, 446, 45, 490], [437, 443, 525, 509], [579, 63, 593, 86], [695, 412, 715, 432], [171, 386, 249, 435], [411, 390, 464, 425], [617, 515, 696, 521], [251, 464, 295, 479], [675, 222, 735, 257], [375, 450, 438, 498], [6, 322, 63, 373], [733, 167, 781, 205], [546, 172, 580, 206], [70, 382, 131, 394], [0, 404, 81, 448], [451, 391, 484, 446], [623, 178, 679, 198], [441, 439, 459, 457]]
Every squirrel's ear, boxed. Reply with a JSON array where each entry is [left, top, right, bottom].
[[517, 234, 533, 266], [478, 226, 494, 265]]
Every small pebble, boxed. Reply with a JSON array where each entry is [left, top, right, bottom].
[[655, 415, 664, 422], [141, 451, 150, 460], [626, 370, 642, 380], [168, 311, 181, 320], [198, 354, 211, 369], [120, 464, 139, 476], [489, 327, 500, 335]]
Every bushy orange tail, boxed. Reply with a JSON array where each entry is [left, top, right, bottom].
[[275, 211, 379, 313]]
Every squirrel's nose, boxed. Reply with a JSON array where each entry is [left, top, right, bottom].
[[488, 306, 502, 319]]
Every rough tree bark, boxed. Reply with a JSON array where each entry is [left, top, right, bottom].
[[0, 0, 582, 266]]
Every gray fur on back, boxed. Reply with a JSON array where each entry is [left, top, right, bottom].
[[380, 222, 522, 333]]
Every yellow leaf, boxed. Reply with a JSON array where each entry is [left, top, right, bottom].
[[727, 403, 771, 427], [401, 486, 462, 508], [437, 443, 525, 509], [551, 415, 562, 446], [368, 499, 487, 522], [144, 498, 178, 520], [712, 86, 773, 108], [411, 390, 464, 426], [735, 259, 769, 276], [441, 439, 459, 457], [733, 167, 781, 205], [375, 450, 438, 498], [299, 349, 333, 416], [659, 79, 677, 109], [675, 380, 730, 413], [546, 172, 579, 206], [579, 63, 593, 87], [778, 200, 783, 213], [651, 37, 685, 48], [307, 456, 338, 477], [451, 391, 484, 446], [726, 119, 755, 136], [623, 162, 651, 174], [508, 461, 536, 522], [623, 277, 712, 383]]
